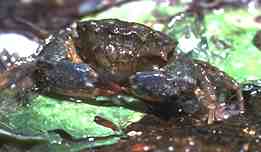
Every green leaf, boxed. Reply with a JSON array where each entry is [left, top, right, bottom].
[[205, 8, 261, 82], [5, 95, 144, 151]]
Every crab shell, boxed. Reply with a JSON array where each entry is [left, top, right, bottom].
[[75, 19, 178, 84]]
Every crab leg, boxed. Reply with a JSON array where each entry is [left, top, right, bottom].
[[196, 61, 244, 113], [220, 77, 244, 113], [194, 61, 219, 124], [199, 78, 218, 124]]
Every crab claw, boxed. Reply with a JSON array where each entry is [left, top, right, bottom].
[[129, 71, 172, 102], [34, 61, 99, 98], [35, 61, 127, 99]]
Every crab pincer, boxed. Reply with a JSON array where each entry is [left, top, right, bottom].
[[130, 55, 244, 124]]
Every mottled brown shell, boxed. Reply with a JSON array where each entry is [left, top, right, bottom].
[[76, 19, 177, 83]]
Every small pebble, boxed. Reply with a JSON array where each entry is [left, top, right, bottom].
[[168, 146, 174, 151], [128, 130, 143, 137]]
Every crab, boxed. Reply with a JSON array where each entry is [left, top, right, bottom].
[[0, 19, 244, 124], [0, 19, 176, 97]]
